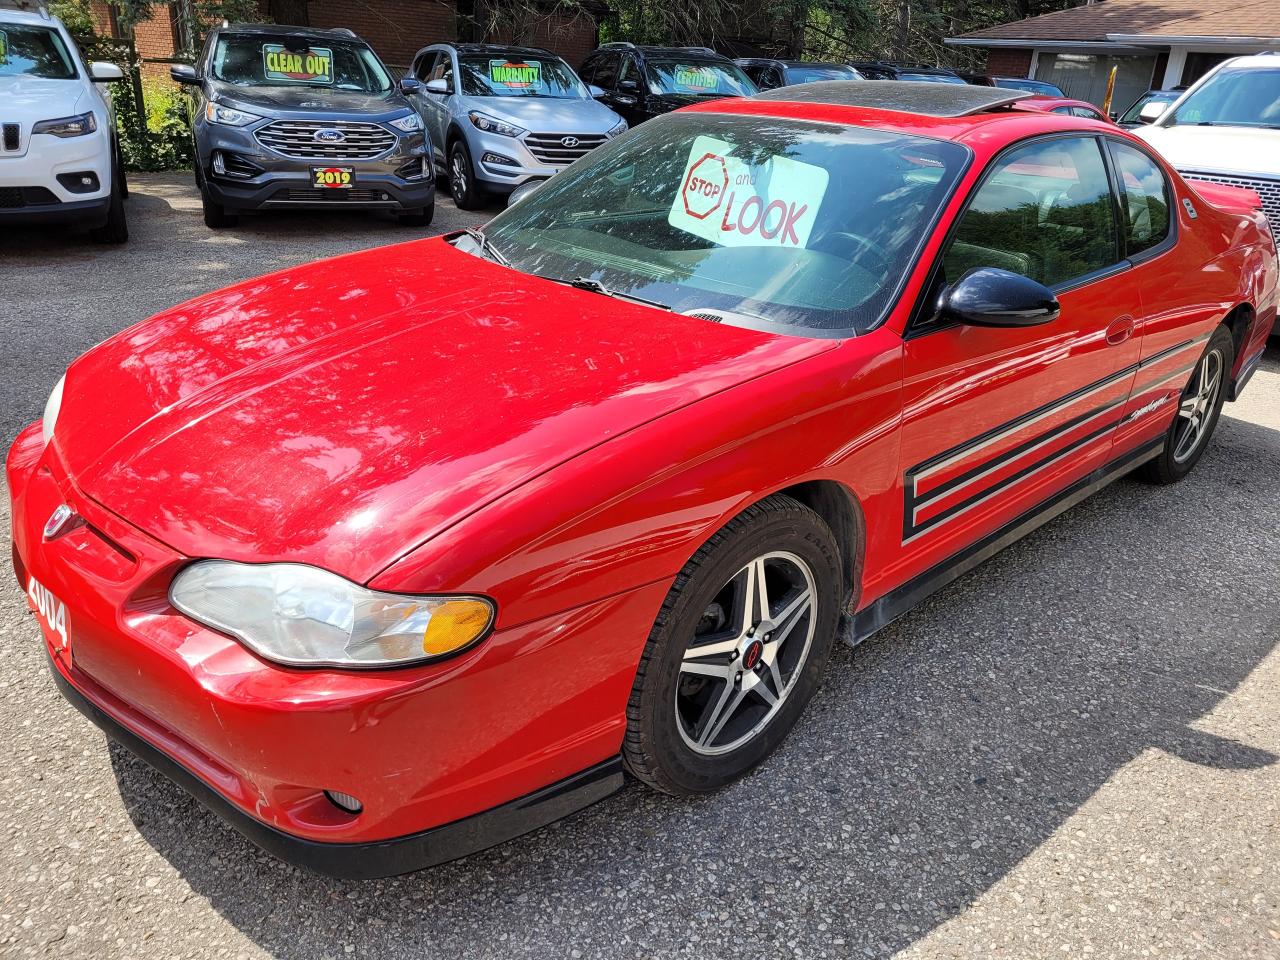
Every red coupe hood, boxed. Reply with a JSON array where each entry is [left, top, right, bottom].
[[58, 239, 832, 582]]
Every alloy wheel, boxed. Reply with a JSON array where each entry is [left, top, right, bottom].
[[676, 551, 816, 756], [1173, 348, 1223, 463], [451, 152, 468, 201]]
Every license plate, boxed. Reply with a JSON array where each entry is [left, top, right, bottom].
[[27, 575, 71, 665], [312, 166, 354, 189]]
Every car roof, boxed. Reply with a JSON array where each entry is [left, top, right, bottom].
[[442, 42, 554, 57], [597, 43, 727, 60], [754, 79, 1029, 117], [0, 6, 60, 26], [735, 58, 851, 69], [1219, 52, 1280, 70], [217, 23, 365, 42]]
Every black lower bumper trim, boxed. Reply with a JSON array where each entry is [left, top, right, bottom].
[[48, 655, 626, 879]]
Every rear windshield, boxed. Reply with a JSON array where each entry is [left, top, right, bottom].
[[0, 24, 76, 79], [1166, 66, 1280, 129], [210, 34, 391, 92], [482, 112, 969, 336], [899, 72, 966, 84], [458, 54, 586, 98], [645, 59, 756, 97], [784, 65, 860, 84]]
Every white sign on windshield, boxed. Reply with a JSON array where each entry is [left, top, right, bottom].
[[668, 135, 829, 249]]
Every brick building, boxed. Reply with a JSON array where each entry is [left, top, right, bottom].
[[948, 0, 1280, 111], [89, 0, 604, 72]]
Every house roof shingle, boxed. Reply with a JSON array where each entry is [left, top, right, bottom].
[[954, 0, 1280, 42]]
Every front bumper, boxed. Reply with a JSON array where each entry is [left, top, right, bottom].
[[0, 124, 113, 205], [0, 195, 109, 227], [199, 121, 433, 212], [8, 422, 665, 876], [467, 128, 609, 194]]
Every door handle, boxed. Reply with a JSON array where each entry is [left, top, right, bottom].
[[1106, 315, 1135, 346]]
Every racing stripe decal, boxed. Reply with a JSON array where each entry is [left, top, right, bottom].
[[902, 334, 1207, 543]]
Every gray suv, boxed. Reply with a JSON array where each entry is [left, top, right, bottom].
[[172, 24, 434, 228], [406, 43, 626, 209]]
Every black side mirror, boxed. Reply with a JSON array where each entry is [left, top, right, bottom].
[[939, 267, 1060, 327], [400, 77, 422, 94], [170, 64, 199, 85], [618, 79, 639, 95]]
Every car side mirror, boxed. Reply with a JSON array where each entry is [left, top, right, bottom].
[[939, 268, 1060, 327], [1138, 101, 1167, 123], [424, 78, 449, 94], [400, 77, 422, 94], [169, 64, 198, 85], [588, 84, 606, 98], [618, 79, 639, 94], [91, 62, 125, 82]]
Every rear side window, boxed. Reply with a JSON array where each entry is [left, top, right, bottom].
[[1107, 140, 1171, 258], [943, 136, 1120, 289]]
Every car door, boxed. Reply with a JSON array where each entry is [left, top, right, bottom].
[[892, 134, 1143, 582], [418, 50, 452, 169]]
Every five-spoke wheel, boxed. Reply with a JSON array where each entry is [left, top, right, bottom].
[[1141, 324, 1234, 484]]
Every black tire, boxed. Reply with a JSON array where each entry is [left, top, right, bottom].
[[447, 140, 483, 210], [115, 141, 129, 199], [201, 186, 238, 229], [90, 165, 128, 244], [623, 494, 843, 796], [397, 204, 434, 227], [1139, 324, 1234, 484]]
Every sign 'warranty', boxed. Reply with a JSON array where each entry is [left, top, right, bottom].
[[668, 136, 829, 249]]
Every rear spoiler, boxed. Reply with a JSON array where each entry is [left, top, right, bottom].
[[1187, 179, 1265, 217]]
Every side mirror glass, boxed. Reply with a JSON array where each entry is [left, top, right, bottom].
[[424, 78, 449, 94], [940, 267, 1060, 327], [168, 64, 198, 84], [91, 61, 126, 82], [507, 178, 545, 207], [400, 77, 422, 94], [1138, 100, 1167, 123], [618, 79, 639, 94]]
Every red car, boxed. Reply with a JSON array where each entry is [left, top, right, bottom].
[[9, 83, 1275, 878], [1016, 95, 1113, 122]]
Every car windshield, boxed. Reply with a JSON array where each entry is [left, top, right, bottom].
[[481, 113, 969, 336], [783, 65, 860, 84], [0, 24, 76, 79], [996, 78, 1064, 96], [645, 59, 756, 97], [1120, 91, 1176, 123], [1166, 66, 1280, 128], [900, 72, 966, 84], [458, 54, 586, 98], [210, 34, 392, 92]]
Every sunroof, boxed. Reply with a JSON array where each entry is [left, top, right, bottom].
[[753, 80, 1031, 118]]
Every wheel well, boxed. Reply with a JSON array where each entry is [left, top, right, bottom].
[[776, 480, 865, 613], [445, 124, 464, 153], [1223, 303, 1255, 363]]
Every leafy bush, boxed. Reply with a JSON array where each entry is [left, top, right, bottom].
[[113, 77, 194, 171]]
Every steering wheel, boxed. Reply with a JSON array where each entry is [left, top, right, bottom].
[[812, 231, 891, 276]]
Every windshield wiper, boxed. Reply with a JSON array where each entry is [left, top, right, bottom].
[[544, 276, 670, 310], [462, 227, 509, 267]]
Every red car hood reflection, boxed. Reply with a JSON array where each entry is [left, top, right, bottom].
[[59, 238, 835, 583]]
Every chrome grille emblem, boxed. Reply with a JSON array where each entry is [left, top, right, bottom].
[[560, 136, 579, 148], [313, 128, 346, 143]]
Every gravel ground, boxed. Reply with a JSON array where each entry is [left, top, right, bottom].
[[1, 174, 1278, 960]]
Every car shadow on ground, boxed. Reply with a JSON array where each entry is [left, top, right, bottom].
[[103, 354, 1280, 958]]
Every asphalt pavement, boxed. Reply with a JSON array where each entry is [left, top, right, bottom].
[[1, 175, 1277, 959]]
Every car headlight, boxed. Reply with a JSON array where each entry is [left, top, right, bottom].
[[388, 112, 422, 132], [606, 119, 628, 138], [205, 102, 261, 127], [468, 111, 525, 138], [32, 112, 97, 138], [170, 561, 495, 669], [41, 375, 65, 448]]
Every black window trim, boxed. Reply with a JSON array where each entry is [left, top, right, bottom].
[[1100, 134, 1178, 267], [905, 130, 1159, 340]]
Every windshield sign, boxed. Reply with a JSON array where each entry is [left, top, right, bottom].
[[482, 113, 968, 335], [669, 135, 829, 249], [0, 30, 8, 65], [262, 43, 333, 83], [648, 60, 755, 97], [490, 58, 540, 88], [1168, 66, 1280, 129]]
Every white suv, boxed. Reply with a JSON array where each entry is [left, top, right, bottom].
[[0, 2, 128, 242], [1136, 52, 1280, 332]]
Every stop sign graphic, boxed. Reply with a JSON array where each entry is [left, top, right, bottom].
[[681, 152, 729, 220]]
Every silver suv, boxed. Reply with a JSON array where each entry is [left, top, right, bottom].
[[406, 43, 626, 209]]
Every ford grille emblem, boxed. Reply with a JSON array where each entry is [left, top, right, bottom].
[[560, 136, 579, 148], [314, 128, 346, 143]]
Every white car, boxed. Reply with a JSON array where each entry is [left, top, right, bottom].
[[0, 2, 128, 242], [1136, 52, 1280, 331]]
